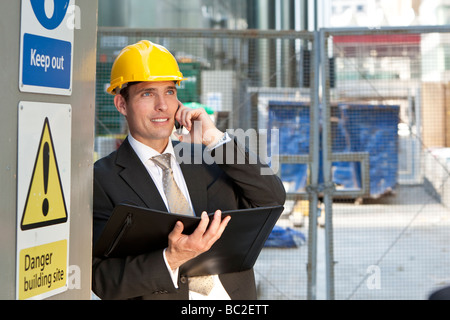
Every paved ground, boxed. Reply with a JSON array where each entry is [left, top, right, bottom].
[[254, 185, 450, 300]]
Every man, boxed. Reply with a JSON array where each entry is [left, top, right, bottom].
[[92, 40, 286, 300]]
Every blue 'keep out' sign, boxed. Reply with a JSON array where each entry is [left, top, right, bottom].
[[20, 0, 74, 95], [23, 33, 71, 90]]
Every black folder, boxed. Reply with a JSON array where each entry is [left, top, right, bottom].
[[93, 204, 284, 277]]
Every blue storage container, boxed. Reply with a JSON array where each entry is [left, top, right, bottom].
[[267, 101, 310, 192], [268, 101, 399, 198], [334, 103, 400, 197]]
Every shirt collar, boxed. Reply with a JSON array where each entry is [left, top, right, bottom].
[[127, 134, 176, 165]]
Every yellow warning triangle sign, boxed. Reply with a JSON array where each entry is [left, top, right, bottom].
[[21, 118, 68, 230]]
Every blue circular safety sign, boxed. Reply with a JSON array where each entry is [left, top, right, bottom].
[[30, 0, 70, 30]]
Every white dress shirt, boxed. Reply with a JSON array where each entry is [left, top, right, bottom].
[[127, 134, 231, 300]]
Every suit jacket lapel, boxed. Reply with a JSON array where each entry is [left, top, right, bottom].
[[115, 138, 167, 212]]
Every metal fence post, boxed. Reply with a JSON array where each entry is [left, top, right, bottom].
[[306, 30, 322, 300], [319, 29, 336, 300]]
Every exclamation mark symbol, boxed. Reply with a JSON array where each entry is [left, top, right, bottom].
[[42, 142, 50, 216]]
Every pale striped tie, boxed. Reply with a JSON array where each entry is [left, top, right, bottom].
[[151, 153, 193, 216], [151, 153, 214, 295]]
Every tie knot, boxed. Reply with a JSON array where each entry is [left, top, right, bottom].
[[151, 153, 172, 170]]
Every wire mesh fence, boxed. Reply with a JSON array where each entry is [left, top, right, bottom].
[[95, 26, 450, 300], [96, 28, 316, 300], [322, 27, 450, 300]]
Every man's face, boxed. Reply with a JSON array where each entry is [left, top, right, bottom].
[[115, 81, 179, 151]]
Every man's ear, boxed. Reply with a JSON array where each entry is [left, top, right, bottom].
[[114, 94, 127, 116]]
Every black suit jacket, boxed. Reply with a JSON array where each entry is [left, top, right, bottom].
[[92, 136, 286, 300]]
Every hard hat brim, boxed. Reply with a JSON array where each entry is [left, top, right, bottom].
[[107, 76, 186, 95]]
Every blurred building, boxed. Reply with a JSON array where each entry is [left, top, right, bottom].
[[98, 0, 311, 30], [98, 0, 450, 30], [328, 0, 450, 28]]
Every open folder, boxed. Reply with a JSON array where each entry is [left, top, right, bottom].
[[93, 204, 284, 277]]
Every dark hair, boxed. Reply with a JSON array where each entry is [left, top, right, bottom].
[[119, 81, 141, 102]]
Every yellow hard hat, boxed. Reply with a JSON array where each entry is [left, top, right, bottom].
[[107, 40, 186, 95]]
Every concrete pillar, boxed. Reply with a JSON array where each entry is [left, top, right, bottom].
[[0, 0, 97, 300]]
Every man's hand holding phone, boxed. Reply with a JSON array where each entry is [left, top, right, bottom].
[[174, 101, 225, 148]]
